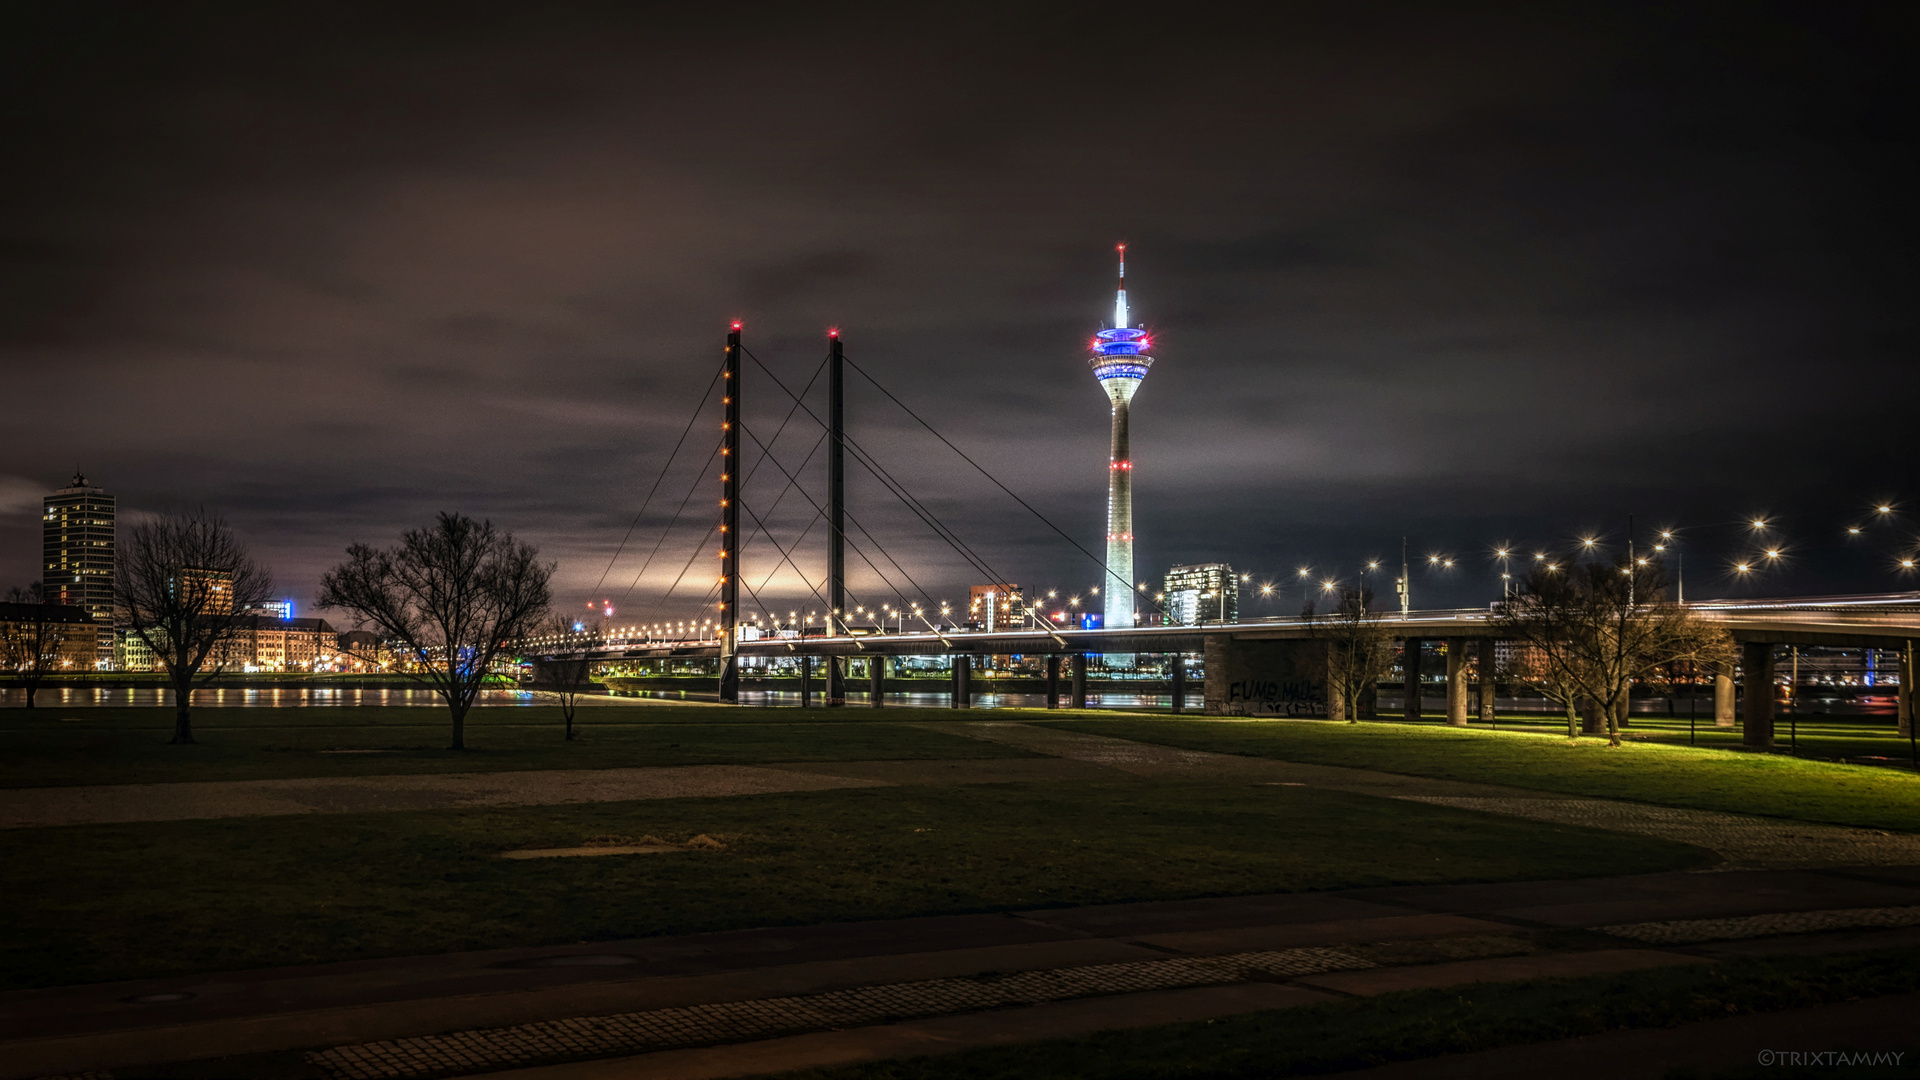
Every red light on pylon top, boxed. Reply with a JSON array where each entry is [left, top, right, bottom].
[[828, 327, 839, 338], [1118, 244, 1125, 254], [730, 320, 742, 331]]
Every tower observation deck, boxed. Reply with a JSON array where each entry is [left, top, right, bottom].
[[1090, 245, 1153, 633]]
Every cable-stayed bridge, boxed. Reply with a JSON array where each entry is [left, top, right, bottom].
[[538, 322, 1920, 751]]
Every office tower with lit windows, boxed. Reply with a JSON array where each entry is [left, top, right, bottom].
[[43, 472, 115, 666], [1090, 246, 1153, 632], [968, 583, 1025, 632], [1164, 563, 1238, 626]]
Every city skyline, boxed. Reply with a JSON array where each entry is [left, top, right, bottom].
[[3, 5, 1918, 618]]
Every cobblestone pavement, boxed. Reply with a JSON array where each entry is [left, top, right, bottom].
[[1397, 796, 1920, 869], [302, 948, 1372, 1080], [0, 765, 891, 828], [1600, 905, 1920, 944]]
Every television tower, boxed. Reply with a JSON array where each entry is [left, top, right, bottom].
[[1090, 245, 1154, 631]]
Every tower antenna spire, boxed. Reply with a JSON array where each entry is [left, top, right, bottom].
[[1089, 246, 1153, 649]]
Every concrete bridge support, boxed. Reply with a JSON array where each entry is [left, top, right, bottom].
[[1045, 655, 1061, 709], [1714, 664, 1736, 727], [951, 655, 971, 709], [1477, 638, 1496, 723], [1742, 641, 1774, 750], [1202, 635, 1335, 717], [1445, 639, 1469, 727], [1900, 642, 1913, 739], [869, 655, 886, 708], [1403, 638, 1423, 721], [1170, 654, 1187, 714], [1070, 653, 1087, 709]]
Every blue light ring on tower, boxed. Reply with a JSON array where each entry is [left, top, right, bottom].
[[1090, 360, 1152, 380], [1093, 327, 1149, 357]]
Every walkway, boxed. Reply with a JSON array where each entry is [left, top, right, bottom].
[[9, 720, 1920, 870], [12, 719, 1920, 1079], [13, 869, 1920, 1080]]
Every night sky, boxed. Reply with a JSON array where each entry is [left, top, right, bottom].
[[4, 2, 1918, 625]]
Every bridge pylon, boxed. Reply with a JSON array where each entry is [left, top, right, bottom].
[[827, 329, 847, 705], [718, 321, 741, 703]]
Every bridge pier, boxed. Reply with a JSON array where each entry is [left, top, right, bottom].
[[952, 655, 971, 709], [1045, 655, 1061, 709], [1900, 642, 1913, 739], [826, 656, 845, 707], [1170, 654, 1186, 714], [869, 655, 886, 708], [1071, 653, 1087, 709], [1201, 634, 1330, 717], [1714, 663, 1736, 727], [1445, 638, 1469, 727], [1478, 639, 1496, 723], [1402, 638, 1423, 721], [1742, 641, 1774, 750]]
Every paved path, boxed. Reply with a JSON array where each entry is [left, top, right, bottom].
[[16, 868, 1920, 1080], [11, 720, 1920, 872], [0, 766, 890, 828], [923, 721, 1920, 869]]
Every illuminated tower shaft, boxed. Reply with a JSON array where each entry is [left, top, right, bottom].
[[1103, 380, 1138, 628], [1090, 246, 1153, 630]]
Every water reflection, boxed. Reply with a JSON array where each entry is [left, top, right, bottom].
[[0, 687, 547, 708], [0, 686, 1202, 710]]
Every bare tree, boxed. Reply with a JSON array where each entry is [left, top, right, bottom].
[[119, 510, 274, 744], [535, 614, 596, 741], [2, 583, 81, 708], [1306, 588, 1396, 722], [1492, 569, 1593, 742], [317, 513, 552, 750], [1494, 562, 1734, 747]]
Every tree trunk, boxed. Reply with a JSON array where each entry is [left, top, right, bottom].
[[1579, 696, 1605, 735], [1606, 690, 1624, 747], [564, 699, 575, 741], [1564, 698, 1580, 742], [450, 700, 467, 750], [171, 676, 195, 744], [22, 680, 37, 708]]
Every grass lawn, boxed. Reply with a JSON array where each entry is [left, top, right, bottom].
[[776, 947, 1920, 1079], [0, 706, 1047, 788], [1, 780, 1706, 988], [1049, 718, 1920, 833], [1387, 709, 1918, 764]]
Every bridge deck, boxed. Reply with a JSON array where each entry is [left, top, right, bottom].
[[552, 594, 1920, 661]]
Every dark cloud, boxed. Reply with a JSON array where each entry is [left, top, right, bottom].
[[2, 1, 1917, 619]]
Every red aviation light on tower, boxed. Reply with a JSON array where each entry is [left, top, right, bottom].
[[828, 327, 839, 339], [730, 320, 743, 331]]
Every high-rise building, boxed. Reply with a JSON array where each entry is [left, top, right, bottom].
[[967, 583, 1024, 632], [43, 473, 115, 666], [1164, 563, 1238, 626], [172, 568, 235, 615], [1090, 246, 1153, 632], [243, 599, 296, 620]]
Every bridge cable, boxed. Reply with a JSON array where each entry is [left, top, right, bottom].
[[842, 352, 1167, 620], [616, 438, 723, 608], [738, 348, 962, 614], [616, 354, 826, 615], [591, 359, 725, 599], [737, 418, 931, 612]]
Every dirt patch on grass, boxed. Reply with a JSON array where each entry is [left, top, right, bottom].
[[499, 832, 729, 859]]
